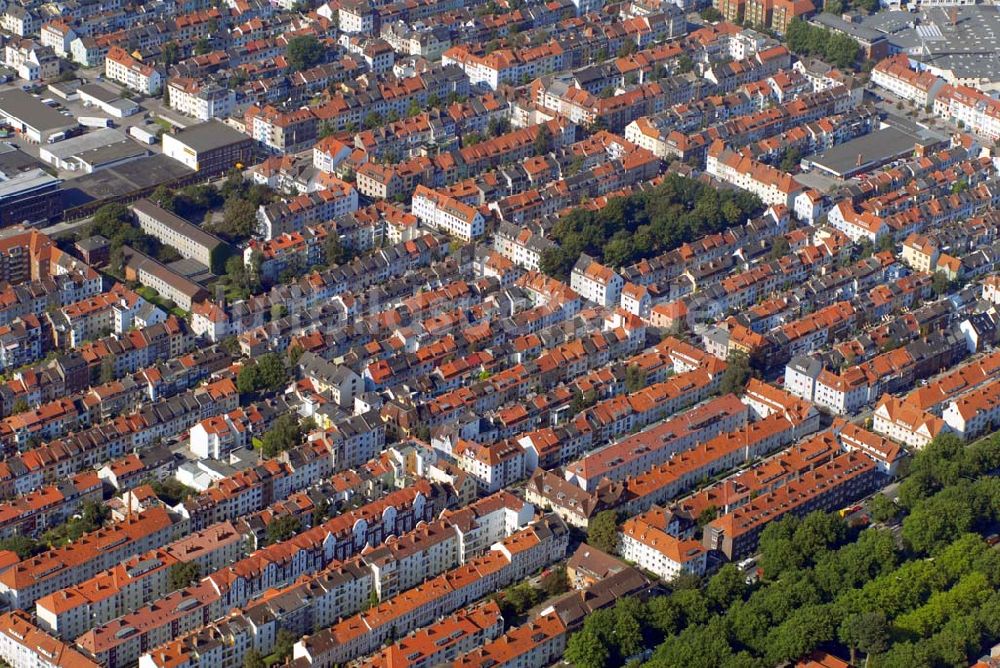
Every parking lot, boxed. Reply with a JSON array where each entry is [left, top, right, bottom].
[[0, 77, 171, 178]]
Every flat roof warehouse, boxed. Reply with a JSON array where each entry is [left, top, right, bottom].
[[0, 89, 77, 142]]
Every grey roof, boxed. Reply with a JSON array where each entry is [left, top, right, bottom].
[[75, 140, 148, 168], [42, 128, 128, 161], [78, 83, 120, 104], [0, 89, 77, 132], [167, 119, 251, 154], [787, 355, 822, 378], [810, 12, 886, 43], [808, 127, 925, 178], [132, 198, 226, 253], [75, 234, 109, 251]]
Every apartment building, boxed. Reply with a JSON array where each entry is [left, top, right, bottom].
[[570, 254, 624, 308], [453, 439, 526, 493], [942, 377, 1000, 440], [293, 514, 568, 666], [257, 182, 359, 240], [132, 199, 229, 272], [105, 46, 162, 95], [564, 394, 749, 491], [622, 413, 797, 515], [412, 185, 486, 241], [871, 55, 944, 108], [619, 514, 707, 581], [189, 409, 256, 459], [933, 84, 1000, 142], [35, 522, 243, 640], [703, 451, 882, 560], [872, 393, 945, 449], [0, 507, 178, 610], [0, 611, 99, 668], [706, 140, 803, 208], [453, 612, 568, 668], [361, 601, 504, 668], [166, 77, 237, 121]]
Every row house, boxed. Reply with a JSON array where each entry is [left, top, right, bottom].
[[34, 522, 243, 640], [621, 413, 797, 515], [293, 515, 568, 666], [105, 46, 163, 94], [706, 139, 802, 208], [564, 394, 749, 491], [0, 507, 179, 611], [140, 494, 532, 667], [703, 451, 882, 560], [0, 471, 100, 540], [256, 181, 359, 240]]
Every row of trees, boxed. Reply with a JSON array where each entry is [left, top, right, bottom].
[[785, 18, 861, 70], [539, 174, 763, 280], [567, 431, 1000, 668]]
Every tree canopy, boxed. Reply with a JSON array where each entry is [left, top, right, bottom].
[[785, 19, 861, 70], [563, 430, 1000, 668], [285, 35, 324, 71], [540, 174, 762, 280], [259, 414, 305, 458], [587, 510, 619, 554], [237, 353, 289, 398]]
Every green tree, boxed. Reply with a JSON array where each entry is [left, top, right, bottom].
[[565, 625, 609, 668], [161, 41, 179, 67], [700, 6, 722, 21], [323, 233, 349, 266], [540, 565, 569, 597], [257, 352, 288, 392], [285, 35, 324, 71], [100, 357, 115, 384], [503, 582, 541, 615], [273, 630, 296, 663], [10, 398, 28, 415], [150, 478, 197, 505], [720, 350, 751, 396], [194, 37, 211, 55], [839, 611, 889, 665], [588, 510, 619, 553], [0, 534, 42, 559], [243, 649, 265, 668], [768, 235, 791, 260], [487, 116, 510, 137], [624, 365, 647, 393], [779, 146, 802, 173], [706, 564, 748, 612], [614, 597, 646, 659], [533, 124, 553, 157], [869, 494, 900, 523], [931, 271, 954, 297], [265, 514, 302, 544], [168, 562, 200, 590], [260, 414, 304, 458]]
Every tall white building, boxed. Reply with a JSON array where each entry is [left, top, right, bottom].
[[570, 254, 624, 308], [412, 185, 486, 241]]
